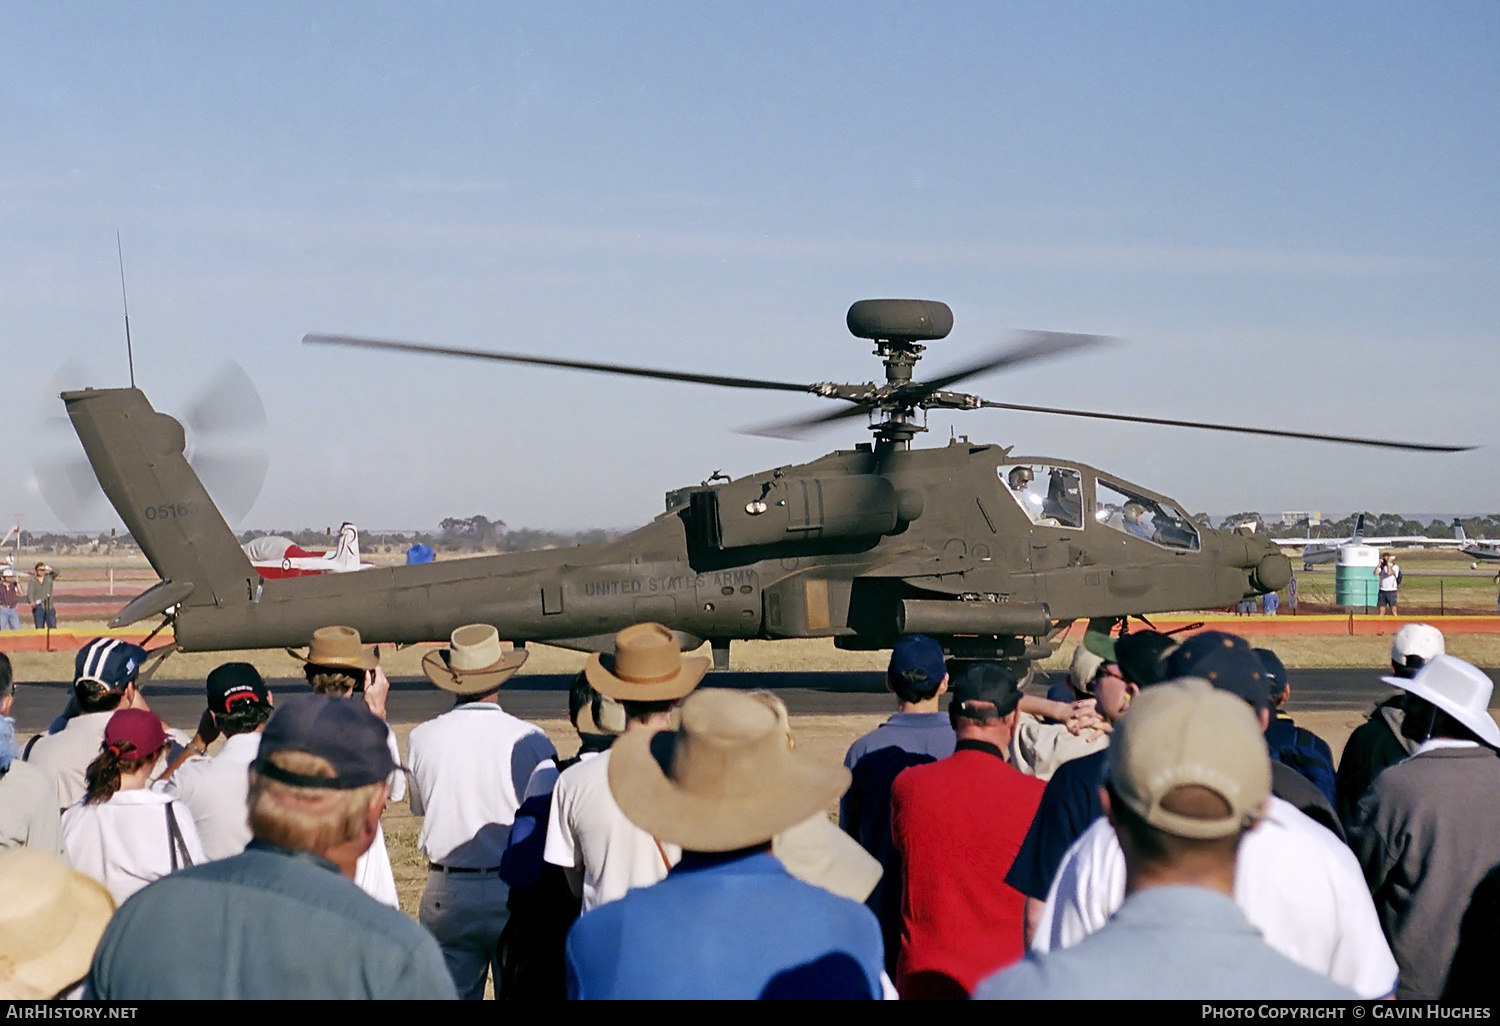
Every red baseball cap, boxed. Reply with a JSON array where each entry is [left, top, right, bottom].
[[103, 709, 168, 759]]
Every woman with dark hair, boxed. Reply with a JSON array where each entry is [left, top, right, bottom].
[[62, 709, 204, 904]]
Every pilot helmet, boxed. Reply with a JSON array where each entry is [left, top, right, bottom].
[[1008, 466, 1034, 490]]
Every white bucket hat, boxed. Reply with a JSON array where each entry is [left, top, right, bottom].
[[1383, 654, 1500, 748]]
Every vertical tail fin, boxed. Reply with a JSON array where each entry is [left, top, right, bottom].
[[1353, 513, 1365, 541], [330, 522, 361, 570], [62, 388, 256, 609], [1454, 518, 1467, 543]]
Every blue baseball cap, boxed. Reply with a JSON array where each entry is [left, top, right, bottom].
[[254, 694, 397, 790], [889, 635, 948, 695], [1164, 631, 1270, 712], [73, 638, 147, 692], [1254, 648, 1288, 699]]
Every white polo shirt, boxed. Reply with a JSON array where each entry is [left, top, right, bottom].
[[543, 749, 680, 912], [162, 732, 262, 861], [1035, 797, 1399, 998], [406, 702, 556, 867], [62, 789, 208, 905]]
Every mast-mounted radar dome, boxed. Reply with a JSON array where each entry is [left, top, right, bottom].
[[846, 299, 953, 344]]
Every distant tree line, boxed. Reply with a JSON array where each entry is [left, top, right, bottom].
[[1219, 512, 1500, 539]]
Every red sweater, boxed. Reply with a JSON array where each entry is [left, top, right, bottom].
[[890, 740, 1045, 998]]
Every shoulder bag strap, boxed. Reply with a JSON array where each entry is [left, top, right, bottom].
[[165, 802, 193, 870]]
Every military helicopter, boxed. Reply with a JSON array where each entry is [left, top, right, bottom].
[[62, 299, 1469, 671]]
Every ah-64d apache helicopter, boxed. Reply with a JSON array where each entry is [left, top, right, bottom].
[[62, 300, 1469, 671]]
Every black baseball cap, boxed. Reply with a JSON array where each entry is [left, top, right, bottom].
[[253, 694, 396, 790], [1113, 631, 1178, 688], [206, 662, 271, 714], [1163, 631, 1270, 712], [950, 663, 1023, 720]]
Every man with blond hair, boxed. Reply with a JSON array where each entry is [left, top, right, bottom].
[[86, 695, 455, 1000]]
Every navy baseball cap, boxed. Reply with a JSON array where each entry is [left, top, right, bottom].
[[1164, 631, 1270, 712], [951, 663, 1023, 719], [889, 635, 948, 693], [207, 662, 272, 714], [253, 694, 396, 790], [73, 638, 147, 691], [1255, 648, 1289, 700]]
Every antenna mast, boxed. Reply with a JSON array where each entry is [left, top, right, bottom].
[[116, 231, 135, 388]]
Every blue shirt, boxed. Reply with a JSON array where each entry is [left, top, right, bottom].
[[566, 851, 885, 999], [88, 841, 457, 1000], [974, 885, 1355, 1000], [1005, 748, 1107, 900]]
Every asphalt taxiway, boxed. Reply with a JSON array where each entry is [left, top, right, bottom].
[[12, 667, 1491, 736]]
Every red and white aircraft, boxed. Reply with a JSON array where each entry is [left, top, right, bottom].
[[243, 522, 374, 579]]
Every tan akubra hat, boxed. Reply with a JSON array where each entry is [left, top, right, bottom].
[[608, 688, 851, 852], [422, 624, 529, 695], [287, 625, 379, 671], [0, 849, 115, 999], [584, 622, 709, 702]]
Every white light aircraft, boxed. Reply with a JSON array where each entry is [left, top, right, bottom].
[[241, 522, 373, 579]]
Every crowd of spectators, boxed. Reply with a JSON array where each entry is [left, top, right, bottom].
[[0, 614, 1496, 1000]]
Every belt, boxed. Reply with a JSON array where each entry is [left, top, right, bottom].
[[428, 862, 503, 874]]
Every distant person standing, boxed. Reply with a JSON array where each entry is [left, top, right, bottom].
[[27, 563, 57, 630], [1376, 553, 1399, 615], [1262, 590, 1280, 616], [0, 569, 20, 631]]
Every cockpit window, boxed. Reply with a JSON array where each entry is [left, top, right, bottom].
[[1095, 479, 1201, 551], [999, 465, 1083, 529]]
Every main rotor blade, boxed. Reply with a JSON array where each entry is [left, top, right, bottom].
[[304, 334, 816, 394], [980, 400, 1474, 453], [743, 401, 873, 440], [919, 331, 1111, 394]]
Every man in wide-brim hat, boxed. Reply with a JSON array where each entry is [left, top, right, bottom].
[[285, 625, 403, 909], [1347, 655, 1500, 999], [407, 625, 556, 999], [564, 688, 884, 999], [543, 623, 707, 913]]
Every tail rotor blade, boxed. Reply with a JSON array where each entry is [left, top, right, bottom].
[[182, 360, 269, 525]]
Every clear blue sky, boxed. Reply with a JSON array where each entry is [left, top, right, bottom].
[[2, 3, 1495, 532]]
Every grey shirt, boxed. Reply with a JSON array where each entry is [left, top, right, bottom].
[[975, 885, 1354, 1000], [1348, 744, 1500, 1000], [0, 759, 64, 853], [88, 841, 457, 1000]]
